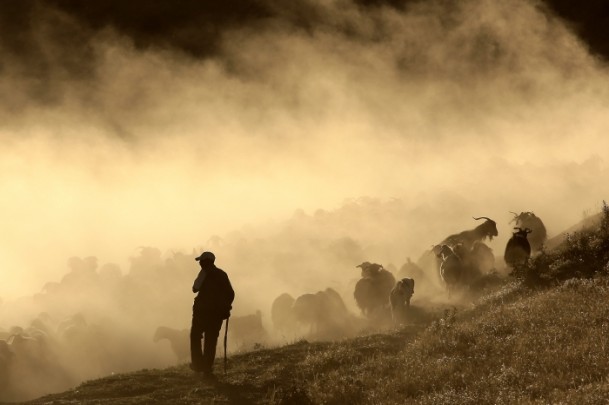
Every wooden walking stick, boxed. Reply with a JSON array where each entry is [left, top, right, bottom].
[[223, 317, 229, 375]]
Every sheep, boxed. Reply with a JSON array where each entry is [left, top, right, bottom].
[[397, 258, 425, 281], [60, 256, 99, 289], [354, 262, 396, 321], [229, 311, 268, 350], [54, 314, 115, 377], [4, 330, 72, 402], [29, 312, 55, 336], [7, 333, 43, 362], [291, 288, 354, 340], [504, 227, 532, 269], [154, 312, 268, 357], [415, 249, 445, 288], [354, 278, 376, 316], [271, 293, 297, 337], [292, 293, 323, 335], [323, 287, 350, 318], [470, 241, 496, 274], [452, 241, 502, 296], [57, 313, 87, 339], [356, 261, 373, 278], [153, 326, 190, 363], [452, 243, 479, 284], [319, 288, 364, 338], [434, 244, 463, 298], [389, 278, 415, 325]]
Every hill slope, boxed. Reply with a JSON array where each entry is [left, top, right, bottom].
[[20, 205, 609, 404], [21, 276, 609, 405]]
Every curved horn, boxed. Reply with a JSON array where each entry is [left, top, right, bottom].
[[473, 216, 492, 221], [509, 211, 518, 216]]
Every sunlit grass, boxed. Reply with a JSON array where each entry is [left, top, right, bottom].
[[27, 276, 609, 405], [24, 204, 609, 404]]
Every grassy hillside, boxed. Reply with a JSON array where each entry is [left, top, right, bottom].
[[21, 204, 609, 404], [20, 277, 609, 405]]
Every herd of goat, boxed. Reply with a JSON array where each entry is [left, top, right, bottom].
[[268, 212, 547, 338], [133, 213, 549, 365], [0, 212, 547, 401]]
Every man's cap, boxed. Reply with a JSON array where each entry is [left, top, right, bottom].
[[356, 261, 371, 269], [195, 251, 216, 263]]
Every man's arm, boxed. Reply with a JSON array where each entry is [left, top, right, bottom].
[[225, 275, 235, 305], [220, 273, 235, 318], [193, 270, 206, 293]]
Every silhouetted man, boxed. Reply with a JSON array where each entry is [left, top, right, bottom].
[[190, 251, 234, 377]]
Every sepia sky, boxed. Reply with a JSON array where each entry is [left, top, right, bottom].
[[1, 0, 609, 299]]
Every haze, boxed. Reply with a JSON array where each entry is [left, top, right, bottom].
[[1, 0, 608, 400]]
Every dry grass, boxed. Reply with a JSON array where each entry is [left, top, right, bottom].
[[20, 276, 609, 405], [19, 204, 609, 404]]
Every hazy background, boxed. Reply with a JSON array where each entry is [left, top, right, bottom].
[[1, 0, 609, 400]]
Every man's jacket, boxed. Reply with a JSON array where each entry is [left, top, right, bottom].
[[193, 265, 235, 320]]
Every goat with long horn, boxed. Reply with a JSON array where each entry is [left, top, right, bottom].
[[441, 216, 499, 249]]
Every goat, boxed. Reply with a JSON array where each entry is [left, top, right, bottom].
[[389, 278, 415, 325], [271, 293, 297, 337], [397, 258, 425, 281], [441, 217, 499, 250], [510, 211, 547, 252], [434, 244, 463, 298], [470, 241, 496, 274], [504, 227, 532, 268], [292, 288, 354, 339], [354, 263, 396, 317], [153, 326, 189, 363], [229, 311, 268, 350]]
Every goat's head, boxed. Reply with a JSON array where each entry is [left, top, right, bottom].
[[473, 216, 499, 240], [434, 244, 454, 260], [512, 227, 532, 238], [400, 278, 415, 293]]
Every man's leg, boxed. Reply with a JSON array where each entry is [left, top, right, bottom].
[[190, 314, 205, 371], [201, 318, 224, 374]]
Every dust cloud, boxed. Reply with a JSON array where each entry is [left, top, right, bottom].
[[1, 0, 609, 400]]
